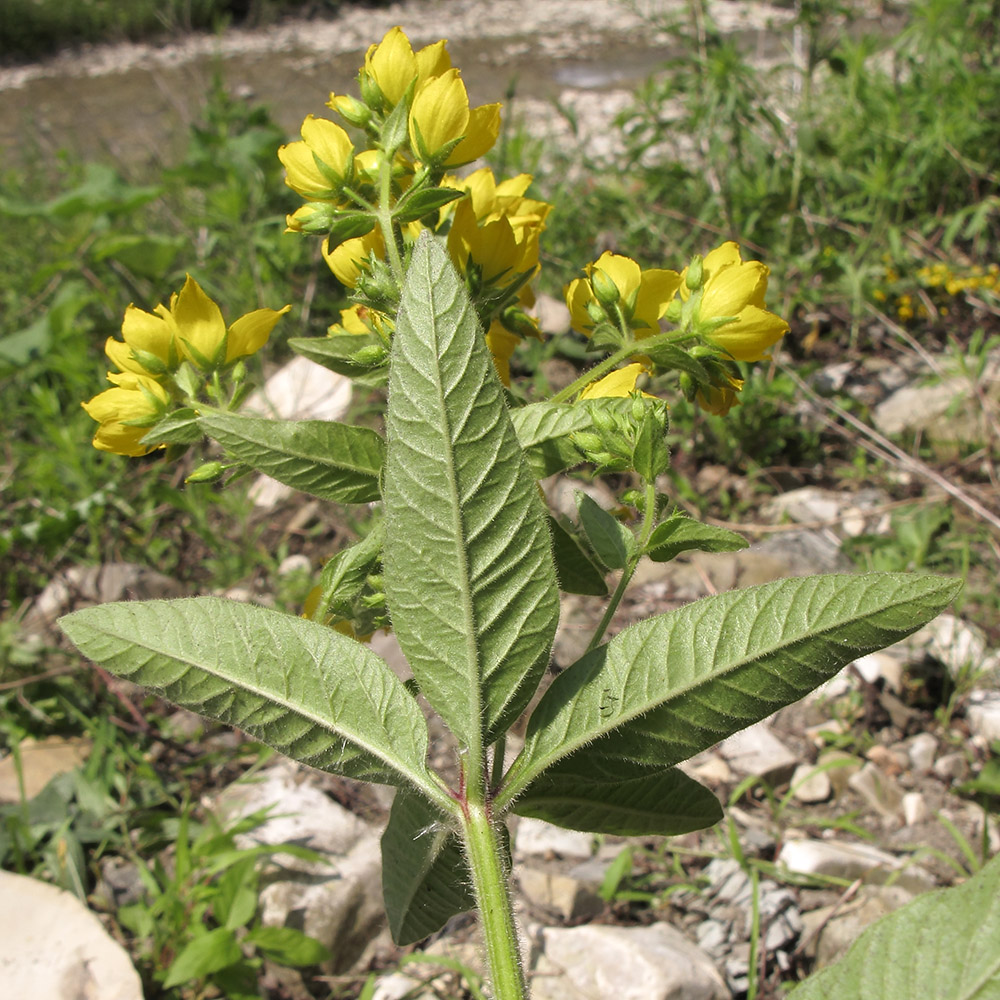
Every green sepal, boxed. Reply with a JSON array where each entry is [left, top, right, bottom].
[[140, 408, 203, 446], [512, 754, 722, 836], [548, 515, 608, 597], [575, 491, 634, 571], [645, 512, 748, 562], [198, 410, 384, 504], [381, 790, 473, 946], [631, 402, 670, 482], [312, 521, 385, 622]]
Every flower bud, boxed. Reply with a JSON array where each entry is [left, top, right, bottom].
[[685, 254, 704, 291], [329, 93, 372, 129], [590, 268, 620, 309], [664, 298, 683, 323], [185, 461, 226, 484]]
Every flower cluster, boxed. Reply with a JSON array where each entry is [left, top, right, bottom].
[[564, 241, 786, 413], [281, 27, 548, 384], [83, 276, 288, 455]]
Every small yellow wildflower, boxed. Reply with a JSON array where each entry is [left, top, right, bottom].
[[409, 68, 501, 166], [447, 199, 540, 290], [566, 253, 680, 338], [82, 372, 170, 457], [362, 26, 451, 108], [681, 242, 787, 361], [323, 228, 386, 287], [105, 276, 289, 374], [278, 115, 355, 201]]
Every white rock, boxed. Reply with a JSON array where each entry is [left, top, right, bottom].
[[907, 732, 938, 772], [933, 751, 969, 783], [902, 791, 929, 827], [535, 923, 729, 1000], [777, 838, 934, 893], [278, 553, 311, 576], [873, 379, 963, 436], [967, 690, 1000, 742], [515, 817, 594, 860], [717, 721, 798, 784], [532, 293, 571, 337], [517, 866, 603, 921], [900, 613, 1000, 683], [790, 762, 832, 803], [851, 651, 905, 694], [0, 870, 142, 1000], [848, 762, 904, 819]]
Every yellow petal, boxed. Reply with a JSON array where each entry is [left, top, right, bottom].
[[278, 140, 332, 198], [414, 38, 451, 82], [485, 320, 520, 387], [323, 229, 384, 287], [366, 27, 417, 106], [578, 363, 648, 400], [565, 277, 595, 335], [633, 268, 682, 334], [82, 374, 169, 457], [706, 305, 788, 361], [410, 69, 469, 159], [300, 115, 353, 182], [171, 275, 227, 366], [445, 101, 501, 166], [701, 259, 769, 318], [226, 304, 291, 363], [592, 252, 642, 301]]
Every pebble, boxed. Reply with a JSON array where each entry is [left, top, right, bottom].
[[790, 762, 832, 803], [515, 818, 594, 860], [902, 791, 929, 827], [777, 838, 935, 893], [966, 690, 1000, 742], [848, 762, 904, 819], [933, 751, 970, 783], [907, 732, 938, 773], [717, 721, 798, 784]]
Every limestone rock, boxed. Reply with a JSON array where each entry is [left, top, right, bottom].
[[0, 870, 142, 1000], [967, 690, 1000, 742], [534, 923, 729, 1000], [517, 865, 603, 922], [717, 721, 798, 784], [0, 736, 90, 802], [778, 838, 934, 893], [848, 761, 904, 819], [790, 762, 832, 804], [515, 817, 594, 860]]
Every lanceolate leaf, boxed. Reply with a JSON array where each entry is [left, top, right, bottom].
[[510, 403, 588, 478], [513, 754, 721, 836], [289, 334, 387, 377], [548, 516, 609, 597], [199, 411, 383, 504], [645, 513, 748, 562], [382, 234, 560, 754], [59, 598, 447, 806], [381, 791, 476, 946], [498, 573, 960, 807], [576, 491, 633, 571], [791, 852, 1000, 1000]]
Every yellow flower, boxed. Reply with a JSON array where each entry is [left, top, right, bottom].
[[682, 242, 788, 361], [443, 168, 551, 229], [566, 252, 680, 338], [109, 276, 289, 373], [578, 363, 653, 400], [363, 26, 451, 108], [82, 372, 170, 457], [447, 199, 539, 289], [328, 304, 391, 340], [409, 69, 500, 166], [278, 115, 355, 200], [485, 319, 521, 387], [322, 228, 386, 287]]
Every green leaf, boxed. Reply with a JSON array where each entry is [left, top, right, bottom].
[[163, 927, 242, 988], [394, 186, 465, 224], [245, 925, 332, 965], [198, 411, 384, 504], [141, 408, 203, 446], [548, 516, 608, 596], [59, 597, 445, 803], [638, 341, 712, 382], [576, 491, 633, 571], [500, 573, 961, 807], [790, 852, 1000, 1000], [510, 402, 588, 477], [514, 754, 721, 836], [382, 233, 560, 752], [213, 856, 259, 931], [645, 513, 748, 562], [289, 334, 388, 377], [381, 790, 475, 946]]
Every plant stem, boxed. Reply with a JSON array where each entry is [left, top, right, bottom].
[[461, 800, 526, 1000], [585, 478, 658, 652]]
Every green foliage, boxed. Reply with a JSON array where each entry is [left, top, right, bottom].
[[790, 851, 1000, 999], [842, 503, 960, 573], [116, 804, 331, 997], [382, 235, 560, 754]]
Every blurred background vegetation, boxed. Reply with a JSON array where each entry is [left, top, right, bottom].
[[1, 0, 999, 995]]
